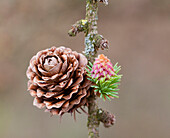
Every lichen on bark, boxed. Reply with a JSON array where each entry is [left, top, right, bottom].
[[68, 0, 115, 138]]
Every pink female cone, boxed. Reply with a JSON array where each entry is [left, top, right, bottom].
[[91, 54, 115, 80]]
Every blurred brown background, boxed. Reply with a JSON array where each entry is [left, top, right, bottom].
[[0, 0, 170, 138]]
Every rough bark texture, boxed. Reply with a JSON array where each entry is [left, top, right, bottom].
[[85, 1, 100, 138], [87, 94, 100, 138], [69, 0, 115, 138], [85, 1, 115, 138], [85, 0, 98, 35]]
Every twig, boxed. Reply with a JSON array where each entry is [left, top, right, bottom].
[[68, 0, 115, 138]]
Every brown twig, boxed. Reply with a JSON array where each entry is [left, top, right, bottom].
[[68, 0, 115, 138]]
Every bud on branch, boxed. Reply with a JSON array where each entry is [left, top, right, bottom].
[[68, 19, 88, 37]]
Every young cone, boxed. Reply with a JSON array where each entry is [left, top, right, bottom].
[[91, 54, 115, 80], [86, 54, 121, 101]]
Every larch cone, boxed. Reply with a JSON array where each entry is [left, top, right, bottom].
[[26, 46, 91, 116], [91, 54, 115, 80]]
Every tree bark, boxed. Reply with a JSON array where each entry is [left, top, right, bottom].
[[85, 1, 100, 138], [68, 1, 115, 138]]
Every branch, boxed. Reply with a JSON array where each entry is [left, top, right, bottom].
[[68, 0, 115, 138], [94, 34, 109, 50], [97, 108, 115, 128], [68, 19, 88, 37], [87, 94, 100, 138], [87, 94, 115, 138], [83, 34, 109, 61]]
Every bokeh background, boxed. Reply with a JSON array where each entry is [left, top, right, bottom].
[[0, 0, 170, 138]]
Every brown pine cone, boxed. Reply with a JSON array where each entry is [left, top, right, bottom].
[[26, 46, 91, 116]]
